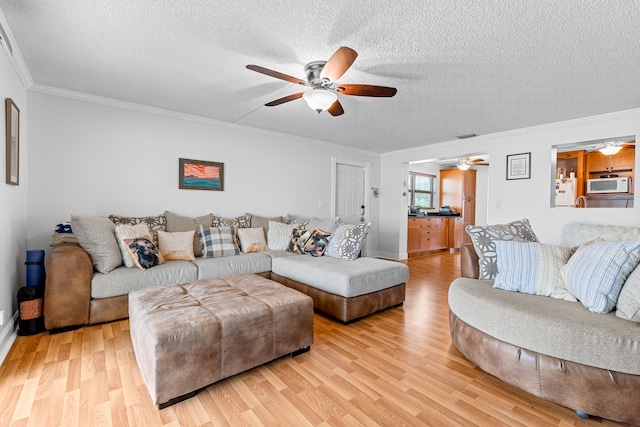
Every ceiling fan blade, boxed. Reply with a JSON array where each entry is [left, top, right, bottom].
[[327, 100, 344, 116], [264, 92, 304, 107], [336, 84, 397, 97], [246, 64, 306, 85], [320, 46, 358, 82]]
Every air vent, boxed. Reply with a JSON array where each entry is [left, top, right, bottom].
[[0, 21, 12, 55], [456, 133, 477, 139]]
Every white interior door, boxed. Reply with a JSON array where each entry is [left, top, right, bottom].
[[335, 163, 366, 224]]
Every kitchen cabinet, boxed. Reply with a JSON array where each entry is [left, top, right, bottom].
[[440, 169, 476, 248], [407, 217, 448, 256], [586, 147, 635, 173]]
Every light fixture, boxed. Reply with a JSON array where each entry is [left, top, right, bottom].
[[598, 141, 623, 156], [302, 89, 337, 113], [457, 159, 471, 170]]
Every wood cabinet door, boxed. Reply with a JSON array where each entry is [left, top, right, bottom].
[[612, 147, 635, 170], [434, 218, 448, 250], [586, 151, 608, 172], [407, 220, 421, 254], [452, 217, 465, 249]]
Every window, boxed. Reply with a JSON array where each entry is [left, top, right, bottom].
[[408, 172, 435, 209]]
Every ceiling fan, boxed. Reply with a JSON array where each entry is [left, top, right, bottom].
[[456, 157, 489, 170], [246, 46, 397, 116]]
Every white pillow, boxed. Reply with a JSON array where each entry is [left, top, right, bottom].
[[157, 230, 196, 261], [561, 240, 640, 313], [615, 265, 640, 322], [493, 241, 575, 301], [325, 223, 370, 261], [267, 221, 297, 250], [115, 223, 154, 268], [237, 227, 268, 253]]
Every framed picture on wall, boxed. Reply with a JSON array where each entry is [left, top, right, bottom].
[[506, 152, 531, 180], [179, 158, 224, 191], [5, 98, 19, 185]]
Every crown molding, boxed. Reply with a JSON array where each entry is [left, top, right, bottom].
[[0, 8, 33, 88]]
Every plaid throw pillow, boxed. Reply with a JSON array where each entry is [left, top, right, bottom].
[[199, 225, 240, 258]]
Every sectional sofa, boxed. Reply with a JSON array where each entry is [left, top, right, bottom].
[[449, 221, 640, 425], [44, 211, 408, 330]]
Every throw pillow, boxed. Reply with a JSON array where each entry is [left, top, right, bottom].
[[267, 221, 298, 250], [249, 214, 283, 242], [287, 228, 314, 253], [325, 223, 371, 261], [466, 218, 539, 280], [115, 223, 154, 268], [213, 214, 251, 229], [164, 211, 214, 257], [302, 229, 332, 257], [109, 214, 166, 244], [616, 264, 640, 322], [493, 241, 576, 301], [199, 225, 241, 258], [157, 230, 196, 261], [70, 215, 122, 273], [236, 227, 268, 253], [283, 214, 311, 228], [124, 237, 164, 270], [561, 240, 640, 313], [306, 217, 342, 233]]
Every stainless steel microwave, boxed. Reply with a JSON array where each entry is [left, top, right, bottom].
[[587, 177, 630, 194]]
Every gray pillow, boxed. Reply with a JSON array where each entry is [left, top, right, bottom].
[[466, 218, 539, 280], [70, 215, 122, 273], [616, 265, 640, 322], [164, 211, 214, 257]]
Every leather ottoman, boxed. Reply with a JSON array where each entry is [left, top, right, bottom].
[[129, 273, 314, 408]]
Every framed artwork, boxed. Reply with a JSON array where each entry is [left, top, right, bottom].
[[179, 158, 224, 191], [506, 152, 531, 180], [5, 98, 19, 185]]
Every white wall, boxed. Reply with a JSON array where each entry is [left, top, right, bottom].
[[26, 92, 382, 255], [380, 109, 640, 259], [0, 37, 27, 360]]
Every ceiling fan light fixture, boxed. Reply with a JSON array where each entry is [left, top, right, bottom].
[[302, 89, 338, 113], [598, 141, 623, 156], [457, 159, 472, 170]]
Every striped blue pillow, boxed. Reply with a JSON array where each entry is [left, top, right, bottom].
[[199, 225, 240, 258], [493, 241, 575, 300], [561, 240, 640, 313]]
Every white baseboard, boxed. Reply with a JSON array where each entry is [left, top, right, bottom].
[[0, 311, 18, 365]]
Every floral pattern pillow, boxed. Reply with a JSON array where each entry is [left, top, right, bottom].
[[109, 214, 166, 244], [466, 218, 539, 280], [325, 223, 370, 261]]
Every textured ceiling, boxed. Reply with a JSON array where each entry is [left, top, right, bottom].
[[1, 1, 639, 153]]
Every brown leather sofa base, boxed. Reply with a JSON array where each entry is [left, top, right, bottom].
[[270, 272, 405, 323], [449, 310, 640, 425]]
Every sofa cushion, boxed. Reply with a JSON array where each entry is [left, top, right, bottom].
[[124, 237, 164, 270], [91, 260, 198, 299], [115, 223, 155, 268], [237, 227, 268, 253], [561, 240, 640, 313], [305, 217, 341, 233], [199, 225, 241, 258], [164, 211, 213, 257], [109, 214, 166, 244], [303, 229, 332, 257], [325, 223, 370, 261], [157, 230, 196, 261], [466, 218, 539, 280], [493, 241, 575, 301], [271, 255, 408, 298], [559, 223, 640, 248], [249, 214, 283, 239], [267, 221, 297, 250], [616, 264, 640, 322], [448, 278, 640, 375], [71, 215, 122, 273], [192, 253, 272, 279], [287, 228, 314, 254]]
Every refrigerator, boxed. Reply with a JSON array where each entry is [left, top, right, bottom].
[[555, 178, 577, 207]]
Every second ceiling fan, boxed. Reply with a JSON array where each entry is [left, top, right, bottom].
[[246, 46, 397, 116]]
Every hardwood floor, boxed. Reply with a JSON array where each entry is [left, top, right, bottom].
[[0, 252, 632, 426]]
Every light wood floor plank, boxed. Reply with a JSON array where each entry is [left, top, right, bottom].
[[0, 252, 633, 426]]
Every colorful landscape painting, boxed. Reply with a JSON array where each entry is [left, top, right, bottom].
[[179, 158, 224, 191]]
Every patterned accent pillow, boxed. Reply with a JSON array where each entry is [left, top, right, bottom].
[[199, 225, 240, 258], [616, 265, 640, 322], [466, 219, 539, 280], [493, 241, 575, 301], [561, 240, 640, 313], [124, 237, 164, 270], [109, 214, 166, 244], [325, 223, 371, 261], [302, 229, 332, 257], [283, 214, 311, 228], [71, 215, 122, 273], [212, 214, 251, 229], [115, 223, 154, 268], [287, 228, 314, 254], [157, 230, 196, 261], [164, 211, 214, 258], [237, 227, 268, 253], [267, 221, 297, 250]]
